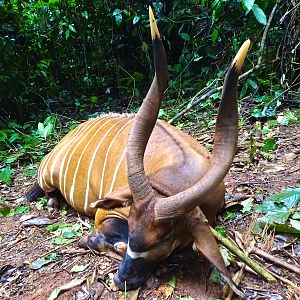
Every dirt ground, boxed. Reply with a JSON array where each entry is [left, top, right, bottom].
[[0, 121, 299, 300]]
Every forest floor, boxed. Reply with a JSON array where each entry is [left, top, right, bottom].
[[0, 118, 299, 300]]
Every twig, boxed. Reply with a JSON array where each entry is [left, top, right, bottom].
[[210, 226, 276, 282], [251, 247, 300, 275], [268, 270, 300, 294], [168, 4, 278, 124], [239, 4, 277, 80], [279, 2, 300, 24], [168, 87, 220, 124], [225, 266, 246, 300], [225, 229, 254, 299]]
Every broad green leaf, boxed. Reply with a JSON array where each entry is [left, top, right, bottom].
[[168, 275, 176, 288], [43, 123, 53, 139], [261, 138, 276, 152], [0, 131, 7, 142], [241, 198, 253, 213], [46, 222, 69, 232], [225, 210, 235, 220], [0, 167, 14, 185], [258, 206, 291, 225], [23, 166, 37, 177], [0, 206, 11, 217], [248, 79, 258, 89], [90, 96, 98, 103], [269, 188, 300, 208], [292, 212, 300, 220], [35, 198, 47, 209], [209, 268, 222, 283], [290, 219, 300, 231], [256, 221, 300, 234], [65, 29, 71, 39], [179, 33, 190, 41], [62, 229, 80, 238], [220, 245, 231, 266], [211, 28, 218, 43], [251, 4, 267, 25], [214, 226, 226, 237], [9, 132, 19, 143], [112, 8, 122, 16], [242, 0, 254, 13], [81, 11, 88, 19], [14, 205, 31, 214], [114, 13, 122, 26], [133, 15, 140, 25], [68, 24, 76, 33]]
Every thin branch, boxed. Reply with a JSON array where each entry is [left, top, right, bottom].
[[268, 270, 300, 294], [168, 86, 220, 124], [239, 3, 278, 80], [210, 226, 276, 282], [168, 4, 278, 125], [251, 247, 300, 275]]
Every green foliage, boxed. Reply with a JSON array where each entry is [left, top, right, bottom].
[[0, 0, 293, 125], [0, 205, 31, 217], [46, 221, 83, 244], [0, 167, 14, 185], [168, 275, 177, 288], [0, 115, 60, 185], [31, 252, 61, 270], [255, 187, 300, 234], [240, 198, 254, 213]]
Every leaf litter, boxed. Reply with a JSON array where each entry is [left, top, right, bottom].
[[0, 123, 299, 299]]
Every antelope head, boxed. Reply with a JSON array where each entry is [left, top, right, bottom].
[[112, 7, 250, 296]]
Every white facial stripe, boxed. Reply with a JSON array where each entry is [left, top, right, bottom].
[[126, 238, 180, 261], [127, 245, 150, 259]]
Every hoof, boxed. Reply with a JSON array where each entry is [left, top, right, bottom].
[[78, 233, 115, 253], [47, 197, 60, 210]]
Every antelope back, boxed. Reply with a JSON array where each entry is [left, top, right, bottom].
[[37, 113, 219, 218], [38, 114, 134, 216]]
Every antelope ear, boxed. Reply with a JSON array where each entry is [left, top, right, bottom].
[[90, 185, 133, 209], [187, 208, 244, 298]]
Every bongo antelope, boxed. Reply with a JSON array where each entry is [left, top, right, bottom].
[[27, 7, 250, 297]]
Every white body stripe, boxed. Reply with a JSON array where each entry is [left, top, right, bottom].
[[82, 118, 126, 213], [107, 145, 127, 195], [62, 118, 102, 200], [68, 117, 114, 207], [49, 122, 88, 185], [59, 119, 100, 193], [100, 119, 133, 198]]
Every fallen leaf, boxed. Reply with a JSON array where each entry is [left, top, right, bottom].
[[48, 277, 86, 300], [21, 216, 56, 227], [70, 264, 89, 273]]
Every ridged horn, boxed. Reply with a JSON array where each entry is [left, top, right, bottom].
[[126, 7, 168, 201], [154, 40, 251, 221]]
